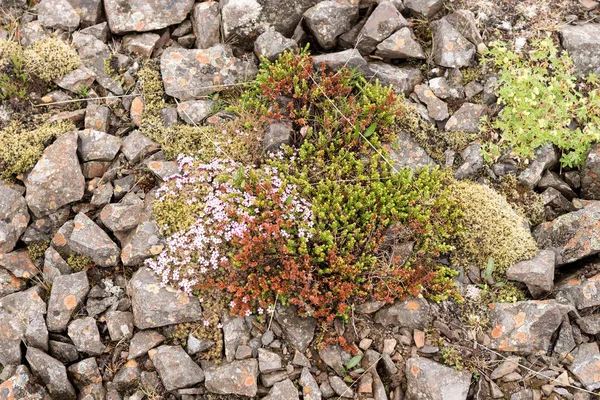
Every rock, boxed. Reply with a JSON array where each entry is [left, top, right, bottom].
[[304, 1, 358, 49], [254, 30, 298, 62], [121, 221, 164, 266], [264, 122, 292, 153], [220, 0, 266, 49], [405, 357, 471, 400], [569, 342, 600, 391], [375, 297, 431, 329], [25, 313, 49, 352], [47, 272, 89, 332], [404, 0, 443, 17], [148, 345, 204, 391], [176, 100, 215, 125], [415, 84, 449, 121], [68, 317, 105, 355], [84, 104, 110, 132], [90, 182, 113, 208], [37, 0, 80, 30], [160, 45, 256, 101], [554, 317, 576, 355], [464, 81, 483, 99], [122, 33, 160, 58], [129, 267, 203, 329], [274, 305, 316, 352], [260, 370, 289, 388], [121, 130, 160, 163], [105, 311, 134, 341], [560, 24, 600, 75], [312, 49, 371, 76], [533, 201, 600, 266], [454, 142, 484, 180], [445, 103, 487, 133], [539, 171, 577, 200], [54, 66, 96, 93], [518, 144, 559, 189], [223, 315, 250, 363], [300, 367, 321, 400], [430, 19, 475, 68], [78, 130, 122, 162], [66, 0, 103, 27], [72, 33, 123, 95], [191, 1, 220, 49], [146, 159, 179, 180], [25, 132, 84, 218], [318, 344, 344, 375], [259, 348, 283, 373], [204, 359, 258, 397], [26, 347, 76, 400], [20, 20, 48, 47], [48, 340, 79, 364], [0, 267, 25, 297], [506, 250, 555, 295], [490, 356, 520, 380], [0, 365, 50, 400], [112, 360, 141, 391], [128, 330, 165, 359], [100, 201, 143, 233], [445, 10, 482, 45], [103, 0, 194, 33], [0, 249, 38, 279], [580, 143, 600, 200], [69, 212, 120, 267], [576, 314, 600, 335], [263, 379, 300, 400], [356, 1, 408, 55], [489, 300, 568, 354], [68, 357, 103, 389], [368, 62, 423, 95], [375, 27, 426, 59], [259, 0, 321, 37], [0, 186, 29, 253], [329, 376, 352, 398], [557, 272, 600, 310], [188, 333, 215, 355], [79, 22, 109, 41]]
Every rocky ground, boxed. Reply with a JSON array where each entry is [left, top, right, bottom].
[[0, 0, 600, 399]]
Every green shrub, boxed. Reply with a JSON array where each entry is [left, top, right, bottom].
[[482, 38, 600, 168], [23, 37, 80, 82]]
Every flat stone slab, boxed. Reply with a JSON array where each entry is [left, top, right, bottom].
[[103, 0, 195, 34]]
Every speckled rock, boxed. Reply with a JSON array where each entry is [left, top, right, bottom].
[[72, 32, 123, 95], [146, 159, 179, 180], [54, 66, 96, 93], [0, 365, 50, 400], [65, 0, 103, 27], [445, 10, 482, 46], [84, 104, 110, 132], [430, 19, 475, 68], [26, 347, 76, 400], [385, 130, 435, 171], [68, 317, 105, 355], [507, 250, 555, 295], [105, 311, 134, 342], [405, 357, 471, 400], [0, 267, 25, 297], [534, 201, 600, 266], [176, 100, 215, 125], [375, 27, 426, 59], [68, 358, 103, 394], [100, 200, 143, 233], [560, 24, 600, 75], [518, 144, 559, 189], [263, 379, 300, 400], [128, 330, 165, 360], [128, 267, 203, 329], [46, 271, 89, 332], [304, 0, 358, 50], [312, 49, 371, 76], [580, 143, 600, 200], [37, 0, 80, 30], [103, 0, 195, 34], [368, 62, 423, 95], [121, 130, 160, 163], [191, 1, 220, 49], [415, 84, 449, 121], [356, 1, 408, 55], [569, 342, 600, 390], [445, 103, 487, 133], [488, 300, 568, 354], [121, 220, 164, 266], [223, 315, 250, 363], [454, 142, 483, 180], [264, 122, 292, 153], [161, 45, 256, 101], [0, 186, 29, 253], [78, 130, 122, 162], [254, 30, 298, 62], [149, 345, 204, 391], [274, 305, 317, 352], [123, 33, 160, 58], [404, 0, 443, 17], [25, 132, 84, 218], [204, 359, 259, 397], [0, 250, 38, 279], [69, 212, 120, 267], [557, 272, 600, 310], [299, 367, 321, 400], [374, 298, 431, 329], [0, 312, 27, 365]]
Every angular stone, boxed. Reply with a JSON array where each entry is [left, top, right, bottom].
[[554, 317, 576, 355], [445, 10, 482, 45], [103, 0, 195, 34], [78, 130, 121, 162], [68, 358, 103, 390], [263, 379, 299, 400], [20, 20, 49, 47], [128, 267, 203, 329], [79, 22, 109, 41], [112, 360, 141, 391], [329, 376, 352, 398], [66, 0, 103, 27], [188, 333, 215, 355], [264, 122, 292, 153], [557, 272, 600, 310], [489, 300, 568, 354], [576, 314, 600, 335], [204, 359, 259, 397], [37, 0, 80, 30], [25, 313, 49, 352], [581, 143, 600, 200], [254, 30, 298, 62], [274, 305, 316, 352], [25, 132, 84, 218], [128, 330, 165, 360], [47, 271, 89, 332], [26, 347, 76, 400], [304, 0, 358, 49], [0, 249, 38, 279], [160, 45, 255, 101], [404, 0, 443, 17], [406, 357, 471, 400], [176, 100, 215, 125], [147, 159, 179, 180], [84, 104, 110, 132], [539, 171, 577, 200], [490, 356, 520, 380], [261, 370, 289, 388], [105, 311, 134, 342], [430, 19, 475, 68], [260, 0, 321, 37], [220, 0, 265, 50], [91, 182, 113, 208], [533, 201, 600, 266], [570, 342, 600, 391], [445, 103, 487, 133], [0, 365, 50, 400], [0, 186, 29, 253], [376, 27, 426, 59], [149, 345, 204, 391], [69, 212, 120, 267], [560, 24, 600, 75], [300, 367, 321, 400], [368, 62, 423, 95], [312, 49, 371, 76], [123, 33, 160, 58], [259, 348, 282, 373], [54, 66, 96, 94], [0, 312, 26, 365], [72, 33, 123, 95], [357, 1, 408, 55], [374, 298, 431, 329], [100, 200, 143, 233], [121, 130, 160, 163], [48, 340, 79, 364], [518, 144, 559, 189], [120, 220, 163, 266], [68, 317, 105, 355], [506, 250, 555, 294], [415, 84, 449, 121], [0, 267, 25, 297], [223, 315, 250, 363], [191, 1, 220, 49]]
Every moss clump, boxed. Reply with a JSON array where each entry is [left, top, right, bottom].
[[0, 120, 76, 179], [496, 174, 545, 225], [448, 180, 537, 273], [27, 241, 49, 261], [23, 37, 80, 82], [153, 185, 206, 236], [0, 39, 23, 70], [66, 254, 93, 271]]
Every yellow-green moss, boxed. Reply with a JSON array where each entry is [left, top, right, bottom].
[[27, 241, 49, 261], [23, 37, 80, 82], [0, 39, 23, 70], [66, 254, 93, 271], [461, 67, 483, 85], [496, 174, 545, 225], [0, 120, 76, 179], [449, 180, 537, 272]]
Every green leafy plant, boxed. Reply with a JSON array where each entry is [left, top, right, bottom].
[[341, 354, 365, 382]]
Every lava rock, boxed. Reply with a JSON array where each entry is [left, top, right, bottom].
[[0, 365, 50, 399], [121, 220, 164, 266], [72, 33, 123, 94], [223, 315, 250, 363], [121, 130, 160, 163], [105, 311, 134, 341], [78, 129, 122, 162], [415, 84, 449, 121], [0, 249, 38, 279]]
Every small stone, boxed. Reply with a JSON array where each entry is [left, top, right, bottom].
[[454, 142, 484, 180], [128, 330, 165, 360], [176, 100, 215, 125], [149, 345, 204, 391], [112, 360, 141, 391], [26, 347, 76, 399], [84, 104, 110, 132], [0, 365, 50, 399], [47, 271, 89, 332], [570, 342, 600, 391], [20, 20, 49, 47], [560, 24, 600, 75], [274, 305, 317, 352], [69, 212, 120, 267], [259, 348, 283, 373], [105, 311, 134, 341], [405, 357, 471, 400], [260, 370, 289, 388], [368, 62, 423, 95], [312, 49, 371, 76], [68, 317, 105, 355], [490, 356, 520, 379], [78, 130, 122, 162], [25, 313, 49, 352], [254, 30, 298, 62], [121, 130, 160, 163], [123, 33, 160, 58], [222, 315, 250, 363], [414, 330, 425, 348], [100, 200, 143, 233], [147, 160, 179, 180], [404, 0, 444, 17], [506, 250, 555, 294], [103, 0, 195, 34], [49, 340, 79, 364], [204, 359, 258, 397], [445, 103, 487, 133], [38, 0, 80, 30], [356, 1, 408, 55], [376, 27, 426, 59], [0, 186, 29, 253], [374, 297, 431, 329], [300, 367, 321, 400], [429, 77, 464, 101], [235, 344, 253, 359], [359, 338, 373, 350], [304, 0, 358, 50], [430, 19, 475, 68], [264, 122, 293, 152], [263, 379, 300, 400], [262, 330, 275, 346], [54, 66, 96, 93], [329, 376, 353, 398], [415, 84, 449, 121], [0, 250, 38, 279], [72, 33, 123, 94], [518, 144, 559, 189], [191, 1, 220, 49], [445, 10, 482, 45]]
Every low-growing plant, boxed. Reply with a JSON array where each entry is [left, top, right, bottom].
[[23, 37, 81, 82], [66, 254, 94, 271]]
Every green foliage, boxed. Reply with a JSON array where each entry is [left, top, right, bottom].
[[496, 174, 545, 225], [66, 254, 93, 271], [0, 120, 76, 179], [482, 38, 600, 167], [27, 241, 49, 261], [440, 347, 464, 370], [23, 37, 80, 82], [0, 39, 28, 100], [0, 39, 21, 70]]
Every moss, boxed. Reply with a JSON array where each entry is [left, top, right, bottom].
[[0, 39, 23, 70], [23, 37, 80, 82], [496, 174, 545, 225], [461, 67, 483, 85], [66, 254, 93, 271], [0, 119, 76, 179], [27, 241, 49, 261], [448, 180, 537, 273]]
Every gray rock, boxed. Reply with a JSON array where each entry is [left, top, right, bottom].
[[47, 271, 89, 332], [430, 19, 475, 68], [264, 122, 292, 153], [103, 0, 194, 33], [68, 357, 102, 388], [54, 66, 96, 94], [464, 81, 483, 99], [112, 360, 141, 391], [78, 130, 121, 162], [191, 1, 220, 49], [48, 340, 79, 364], [151, 346, 202, 391], [121, 220, 164, 266], [90, 182, 113, 208], [274, 305, 316, 352], [128, 330, 165, 359], [518, 144, 559, 189], [300, 367, 321, 400], [25, 313, 49, 352], [220, 0, 266, 50], [374, 298, 431, 329], [304, 1, 358, 49], [176, 100, 215, 125], [259, 0, 321, 37], [100, 200, 143, 233], [146, 159, 179, 181], [538, 171, 577, 200], [376, 27, 426, 59], [69, 212, 120, 267], [445, 103, 487, 133], [223, 315, 250, 363], [129, 267, 203, 329], [0, 312, 26, 365], [415, 84, 449, 121], [404, 0, 443, 17], [160, 45, 256, 101], [580, 143, 600, 200], [122, 33, 160, 58], [0, 186, 30, 253], [0, 365, 50, 400], [25, 132, 84, 218], [318, 344, 344, 375], [258, 348, 282, 373], [20, 20, 49, 47], [26, 347, 76, 400], [263, 379, 299, 400], [105, 311, 134, 341], [0, 267, 26, 297], [454, 142, 483, 179], [320, 380, 336, 398], [68, 317, 105, 355], [204, 359, 259, 397], [312, 49, 371, 76], [261, 370, 289, 388], [0, 251, 37, 282], [576, 314, 600, 335], [65, 0, 103, 27], [84, 104, 110, 132], [405, 357, 471, 400], [560, 24, 600, 75], [121, 130, 160, 163], [569, 342, 600, 390], [506, 250, 555, 295], [489, 356, 519, 380], [445, 10, 482, 45], [254, 30, 298, 62], [368, 62, 423, 95], [72, 33, 123, 95], [329, 376, 352, 398], [187, 333, 215, 355], [557, 271, 600, 310], [554, 317, 576, 355], [79, 22, 109, 41], [37, 0, 80, 30], [357, 1, 408, 55]]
